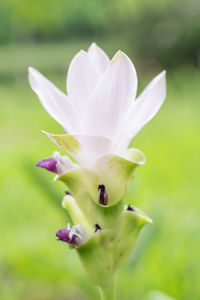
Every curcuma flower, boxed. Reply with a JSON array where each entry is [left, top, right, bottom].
[[29, 43, 166, 300], [29, 43, 166, 170]]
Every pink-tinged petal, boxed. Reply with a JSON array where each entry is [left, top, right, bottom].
[[84, 51, 138, 140], [53, 151, 77, 175], [66, 50, 100, 119], [28, 67, 80, 134], [43, 132, 112, 169], [88, 43, 110, 74], [115, 71, 166, 152], [36, 157, 57, 173], [36, 152, 77, 175], [74, 135, 112, 168]]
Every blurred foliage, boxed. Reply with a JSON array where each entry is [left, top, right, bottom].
[[0, 40, 200, 299], [0, 0, 200, 67], [143, 290, 176, 300], [0, 0, 200, 299]]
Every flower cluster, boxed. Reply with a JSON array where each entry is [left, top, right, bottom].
[[29, 43, 166, 291]]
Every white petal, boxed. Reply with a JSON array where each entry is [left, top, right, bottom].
[[85, 51, 138, 139], [88, 43, 110, 74], [128, 70, 166, 135], [75, 224, 90, 243], [75, 135, 112, 168], [28, 67, 80, 133], [116, 71, 166, 152], [53, 151, 77, 175], [66, 50, 100, 119], [44, 132, 112, 169]]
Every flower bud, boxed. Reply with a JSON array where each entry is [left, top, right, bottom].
[[56, 224, 89, 247], [36, 157, 57, 173], [36, 151, 77, 175]]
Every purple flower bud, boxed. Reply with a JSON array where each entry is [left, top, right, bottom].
[[98, 184, 108, 206], [65, 190, 72, 195], [56, 228, 80, 246], [56, 224, 89, 247], [36, 157, 57, 173]]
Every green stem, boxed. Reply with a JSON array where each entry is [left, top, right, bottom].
[[99, 279, 116, 300]]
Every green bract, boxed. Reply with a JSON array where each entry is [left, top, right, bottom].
[[62, 193, 124, 231], [57, 148, 145, 206], [59, 150, 151, 292], [76, 206, 151, 287], [93, 149, 145, 205]]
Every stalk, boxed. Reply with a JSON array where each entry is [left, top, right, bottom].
[[99, 278, 116, 300]]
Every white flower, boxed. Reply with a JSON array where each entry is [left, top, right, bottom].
[[29, 43, 166, 169]]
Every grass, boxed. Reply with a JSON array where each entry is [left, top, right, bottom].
[[0, 41, 200, 300]]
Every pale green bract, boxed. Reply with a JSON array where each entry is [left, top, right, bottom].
[[29, 42, 166, 300]]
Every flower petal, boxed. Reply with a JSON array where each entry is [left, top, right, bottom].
[[36, 157, 57, 173], [43, 132, 112, 168], [84, 51, 138, 140], [28, 67, 80, 133], [53, 151, 77, 175], [88, 43, 110, 74], [66, 50, 101, 120], [116, 71, 166, 152], [36, 152, 77, 175]]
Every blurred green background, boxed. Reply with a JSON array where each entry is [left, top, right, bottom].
[[0, 0, 200, 299]]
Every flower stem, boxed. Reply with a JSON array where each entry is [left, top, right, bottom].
[[99, 279, 116, 300]]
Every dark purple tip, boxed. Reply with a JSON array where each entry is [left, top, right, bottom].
[[56, 228, 79, 246], [65, 190, 72, 196], [98, 184, 108, 206], [36, 157, 57, 173], [94, 224, 101, 233], [127, 205, 135, 212], [56, 228, 70, 242]]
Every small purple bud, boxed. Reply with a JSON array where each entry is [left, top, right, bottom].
[[56, 228, 80, 246], [98, 184, 108, 206], [36, 157, 57, 173], [56, 228, 70, 242], [127, 205, 135, 212], [94, 224, 101, 233], [65, 190, 71, 196]]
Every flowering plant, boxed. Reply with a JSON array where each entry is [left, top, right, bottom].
[[29, 43, 166, 300]]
